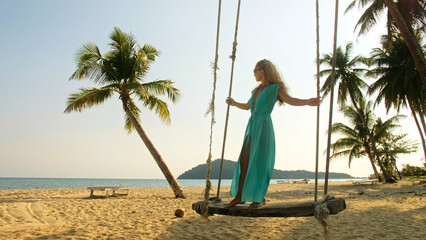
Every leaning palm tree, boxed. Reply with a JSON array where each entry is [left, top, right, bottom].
[[330, 102, 381, 179], [345, 0, 426, 89], [65, 27, 185, 198], [368, 32, 426, 161], [330, 102, 414, 181]]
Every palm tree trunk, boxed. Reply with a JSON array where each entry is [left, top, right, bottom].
[[383, 0, 426, 89], [409, 101, 426, 161], [348, 92, 394, 182], [372, 139, 396, 183], [364, 144, 381, 180], [122, 99, 186, 198]]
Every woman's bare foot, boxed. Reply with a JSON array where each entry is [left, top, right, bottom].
[[224, 198, 245, 208], [248, 198, 266, 208]]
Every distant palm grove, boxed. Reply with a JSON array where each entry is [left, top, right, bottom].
[[320, 0, 425, 183]]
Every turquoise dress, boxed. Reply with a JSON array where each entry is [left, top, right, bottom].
[[230, 83, 281, 203]]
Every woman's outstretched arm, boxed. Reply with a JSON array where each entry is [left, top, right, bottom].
[[226, 97, 250, 110], [278, 88, 320, 106]]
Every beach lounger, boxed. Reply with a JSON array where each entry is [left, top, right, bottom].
[[277, 180, 290, 184], [352, 179, 378, 186], [87, 186, 131, 198], [291, 179, 309, 184]]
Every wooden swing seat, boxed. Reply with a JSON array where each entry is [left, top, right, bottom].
[[192, 197, 346, 217]]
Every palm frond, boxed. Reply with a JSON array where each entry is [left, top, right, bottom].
[[331, 122, 359, 138], [142, 95, 171, 124], [354, 0, 387, 36], [368, 31, 423, 113], [320, 75, 333, 97], [332, 137, 362, 153], [330, 149, 352, 160], [128, 80, 180, 103], [70, 43, 119, 85], [348, 145, 364, 167], [317, 69, 333, 78], [109, 27, 136, 53], [142, 44, 160, 62], [70, 43, 102, 79], [123, 98, 141, 133], [344, 0, 358, 14], [130, 48, 149, 81], [142, 80, 180, 103], [107, 27, 138, 81], [64, 86, 115, 113]]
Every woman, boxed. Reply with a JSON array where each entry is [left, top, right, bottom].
[[225, 59, 320, 208]]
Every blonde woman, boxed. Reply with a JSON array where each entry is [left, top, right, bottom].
[[225, 59, 320, 208]]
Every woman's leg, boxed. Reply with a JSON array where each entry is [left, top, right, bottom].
[[225, 139, 251, 208]]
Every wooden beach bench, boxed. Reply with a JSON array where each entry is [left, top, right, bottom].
[[352, 179, 378, 186], [292, 179, 309, 184], [87, 186, 131, 198], [277, 180, 290, 184]]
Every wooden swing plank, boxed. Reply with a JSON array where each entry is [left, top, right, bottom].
[[192, 198, 346, 218]]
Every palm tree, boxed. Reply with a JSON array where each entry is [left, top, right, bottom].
[[345, 0, 426, 89], [319, 42, 392, 181], [373, 122, 418, 179], [320, 43, 369, 108], [330, 102, 381, 179], [368, 32, 426, 161], [331, 102, 415, 181], [65, 27, 185, 198]]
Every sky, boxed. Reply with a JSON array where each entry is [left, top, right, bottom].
[[0, 0, 424, 179]]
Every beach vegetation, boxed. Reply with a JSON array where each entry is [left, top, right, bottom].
[[345, 0, 426, 89], [329, 99, 415, 182], [372, 118, 418, 179], [65, 27, 185, 198], [319, 43, 390, 181], [401, 164, 425, 176], [368, 31, 426, 162]]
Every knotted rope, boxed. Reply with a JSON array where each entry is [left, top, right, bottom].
[[314, 195, 334, 240]]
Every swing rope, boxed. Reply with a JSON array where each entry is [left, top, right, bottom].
[[324, 0, 339, 196], [216, 0, 242, 199], [314, 0, 321, 203], [315, 0, 339, 239], [202, 0, 242, 218], [201, 0, 223, 218]]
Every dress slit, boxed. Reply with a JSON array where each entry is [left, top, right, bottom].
[[237, 137, 251, 195]]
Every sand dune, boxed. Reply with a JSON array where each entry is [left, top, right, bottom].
[[0, 180, 425, 239]]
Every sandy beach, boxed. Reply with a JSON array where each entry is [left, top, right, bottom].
[[0, 180, 424, 240]]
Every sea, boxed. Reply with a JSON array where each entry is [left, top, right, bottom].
[[0, 178, 357, 190]]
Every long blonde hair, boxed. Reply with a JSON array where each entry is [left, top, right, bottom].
[[255, 59, 288, 105]]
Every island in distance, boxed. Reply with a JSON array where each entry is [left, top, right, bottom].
[[178, 159, 354, 179]]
